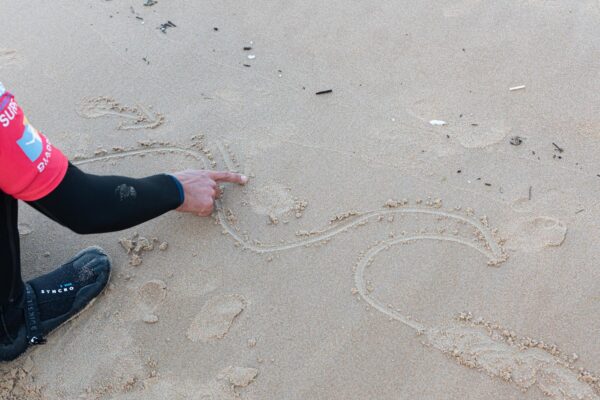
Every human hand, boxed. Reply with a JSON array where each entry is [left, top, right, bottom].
[[171, 170, 248, 216]]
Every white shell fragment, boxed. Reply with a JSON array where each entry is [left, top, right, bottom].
[[429, 120, 447, 126]]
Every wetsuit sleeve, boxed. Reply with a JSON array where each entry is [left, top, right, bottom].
[[28, 163, 184, 234], [0, 83, 68, 201]]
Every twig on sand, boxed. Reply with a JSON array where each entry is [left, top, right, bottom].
[[552, 142, 564, 153]]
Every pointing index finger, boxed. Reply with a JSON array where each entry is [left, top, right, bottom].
[[208, 171, 248, 185]]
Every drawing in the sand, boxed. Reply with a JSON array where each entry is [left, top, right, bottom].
[[72, 138, 600, 399], [77, 97, 164, 130]]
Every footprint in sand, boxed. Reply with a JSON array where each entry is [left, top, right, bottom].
[[216, 366, 259, 391], [506, 216, 567, 251], [136, 280, 167, 324], [248, 182, 309, 222], [425, 319, 599, 400], [119, 365, 258, 400], [248, 182, 295, 216], [407, 101, 508, 149], [454, 122, 508, 149], [511, 197, 534, 213], [186, 294, 246, 343]]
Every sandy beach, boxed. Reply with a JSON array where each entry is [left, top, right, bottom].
[[1, 0, 600, 399]]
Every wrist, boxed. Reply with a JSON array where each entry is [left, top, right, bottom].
[[167, 174, 185, 206]]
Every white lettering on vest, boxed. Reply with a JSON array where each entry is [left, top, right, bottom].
[[0, 98, 18, 128], [37, 140, 53, 173]]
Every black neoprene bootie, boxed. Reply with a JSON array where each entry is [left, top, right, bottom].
[[0, 246, 111, 361]]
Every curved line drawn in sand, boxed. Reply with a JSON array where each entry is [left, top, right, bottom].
[[186, 294, 247, 343], [78, 145, 503, 259], [75, 142, 600, 399], [77, 96, 164, 130], [355, 239, 599, 399]]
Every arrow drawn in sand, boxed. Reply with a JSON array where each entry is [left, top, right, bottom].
[[77, 96, 164, 130], [74, 141, 600, 399]]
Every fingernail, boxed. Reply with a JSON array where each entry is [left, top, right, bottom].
[[241, 175, 248, 184]]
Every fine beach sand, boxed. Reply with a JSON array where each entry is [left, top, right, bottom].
[[2, 1, 600, 399]]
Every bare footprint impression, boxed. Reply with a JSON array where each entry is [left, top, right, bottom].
[[248, 181, 309, 223], [505, 216, 567, 252], [117, 365, 258, 400], [407, 100, 509, 149], [186, 294, 247, 343], [136, 279, 167, 324]]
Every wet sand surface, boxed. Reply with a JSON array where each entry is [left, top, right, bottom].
[[1, 1, 600, 399]]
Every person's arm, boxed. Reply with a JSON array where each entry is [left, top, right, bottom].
[[28, 163, 183, 234], [29, 164, 248, 234], [0, 83, 247, 233]]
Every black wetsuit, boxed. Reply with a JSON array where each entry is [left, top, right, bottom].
[[0, 163, 183, 307]]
